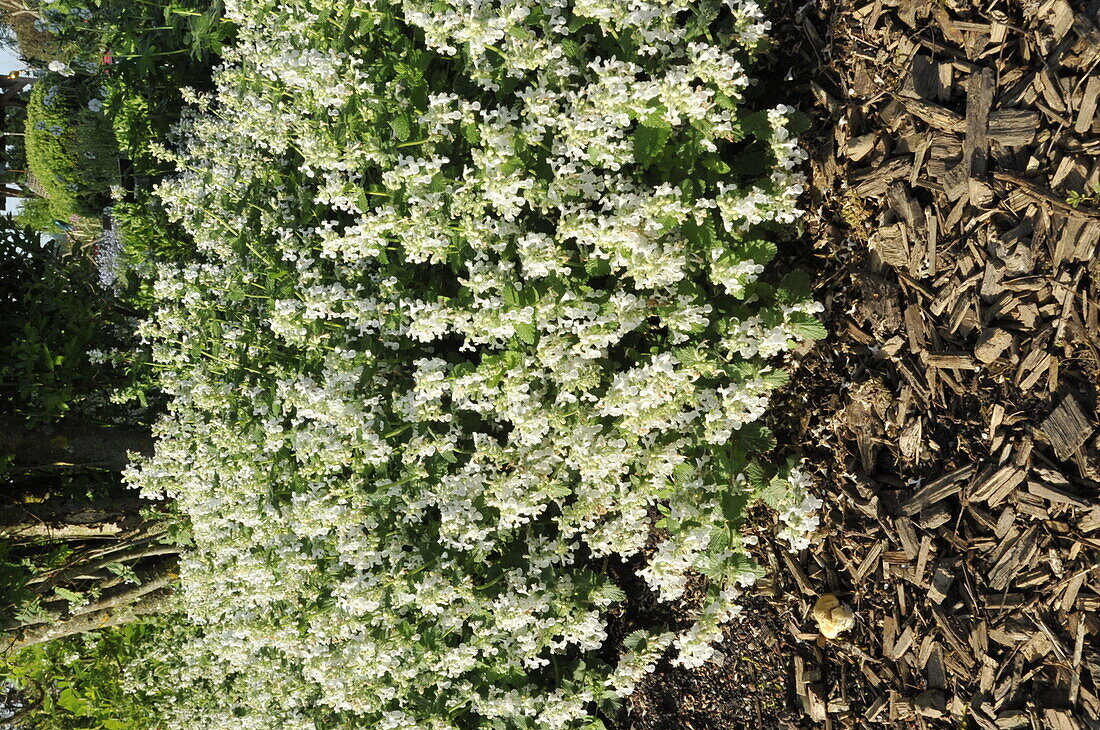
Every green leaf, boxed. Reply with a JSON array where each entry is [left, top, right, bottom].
[[623, 629, 649, 652], [514, 319, 537, 345], [390, 115, 411, 142], [737, 423, 777, 453], [777, 269, 813, 304], [756, 475, 789, 508], [730, 553, 767, 581], [57, 688, 94, 716], [502, 283, 521, 308], [672, 462, 695, 485], [758, 368, 790, 389], [744, 460, 768, 491], [634, 119, 673, 167], [739, 110, 771, 140], [786, 312, 827, 341], [106, 561, 142, 585], [714, 92, 740, 113], [720, 489, 750, 523], [567, 14, 592, 31], [703, 156, 731, 175], [13, 598, 49, 625], [740, 239, 778, 265], [584, 256, 611, 278], [787, 111, 811, 135], [545, 483, 572, 499], [462, 121, 480, 145], [683, 216, 716, 249], [599, 582, 626, 603], [52, 586, 84, 605]]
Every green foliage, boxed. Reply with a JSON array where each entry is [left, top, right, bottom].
[[37, 0, 231, 178], [14, 194, 56, 232], [0, 539, 41, 625], [1, 622, 167, 730], [110, 190, 189, 264], [784, 311, 827, 341], [1066, 183, 1100, 210], [108, 189, 193, 307], [633, 117, 673, 167], [6, 2, 215, 416], [25, 73, 119, 220], [0, 215, 122, 423], [104, 87, 161, 173]]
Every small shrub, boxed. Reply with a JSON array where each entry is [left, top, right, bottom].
[[25, 72, 119, 219], [30, 0, 231, 178], [110, 189, 186, 263], [107, 189, 194, 312]]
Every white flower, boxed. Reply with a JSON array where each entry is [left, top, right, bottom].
[[775, 469, 822, 551], [87, 98, 104, 112], [48, 60, 74, 77]]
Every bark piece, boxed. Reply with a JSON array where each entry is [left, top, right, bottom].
[[915, 689, 947, 718], [928, 567, 954, 604], [1075, 76, 1100, 134], [988, 110, 1040, 146], [963, 67, 995, 201], [1040, 395, 1093, 459], [903, 98, 965, 132], [900, 464, 976, 515]]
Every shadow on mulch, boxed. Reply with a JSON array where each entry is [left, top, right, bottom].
[[601, 533, 802, 730], [621, 596, 796, 730]]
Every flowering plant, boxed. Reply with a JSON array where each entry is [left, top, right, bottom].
[[125, 0, 823, 727]]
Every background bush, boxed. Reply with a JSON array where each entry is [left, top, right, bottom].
[[24, 72, 119, 221], [14, 195, 55, 233], [0, 214, 114, 422], [32, 0, 230, 179]]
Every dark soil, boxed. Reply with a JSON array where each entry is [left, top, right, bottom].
[[622, 596, 797, 730]]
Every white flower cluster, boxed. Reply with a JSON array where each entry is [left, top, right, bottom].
[[774, 468, 823, 551], [126, 0, 820, 727]]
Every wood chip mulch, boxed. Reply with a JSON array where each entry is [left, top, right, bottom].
[[767, 0, 1100, 727], [622, 0, 1100, 728]]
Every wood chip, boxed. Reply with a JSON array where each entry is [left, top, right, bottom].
[[1040, 395, 1094, 459], [969, 465, 1027, 506], [988, 110, 1041, 147], [900, 465, 976, 515], [1076, 76, 1100, 135], [974, 328, 1013, 363]]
